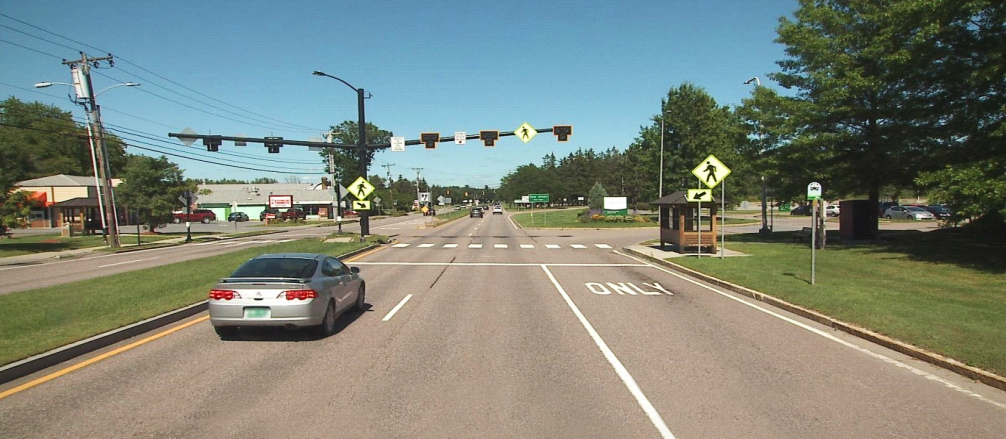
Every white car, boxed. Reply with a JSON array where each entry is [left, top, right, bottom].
[[825, 205, 840, 217], [492, 205, 503, 215], [884, 206, 936, 220]]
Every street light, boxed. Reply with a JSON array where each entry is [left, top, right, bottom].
[[744, 76, 771, 236], [34, 81, 139, 247], [312, 70, 372, 238], [658, 101, 672, 199]]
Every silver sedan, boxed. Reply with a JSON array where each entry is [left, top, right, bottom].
[[884, 206, 936, 220], [208, 253, 365, 338]]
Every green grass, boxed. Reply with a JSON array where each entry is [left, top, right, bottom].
[[671, 229, 1006, 376], [0, 239, 369, 366], [0, 234, 177, 258]]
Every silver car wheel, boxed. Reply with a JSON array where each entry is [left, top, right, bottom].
[[354, 286, 366, 312], [316, 301, 336, 337]]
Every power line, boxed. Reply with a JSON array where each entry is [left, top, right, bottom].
[[0, 22, 79, 53], [0, 37, 64, 59]]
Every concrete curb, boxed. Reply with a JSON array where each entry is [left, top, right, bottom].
[[0, 302, 207, 385], [622, 246, 1006, 393], [0, 244, 377, 385]]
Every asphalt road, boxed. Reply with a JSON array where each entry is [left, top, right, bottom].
[[3, 211, 1002, 438]]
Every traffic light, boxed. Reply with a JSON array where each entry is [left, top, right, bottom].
[[480, 130, 499, 147], [421, 132, 439, 149], [203, 135, 222, 152], [320, 177, 330, 189], [553, 125, 572, 142], [265, 136, 283, 153]]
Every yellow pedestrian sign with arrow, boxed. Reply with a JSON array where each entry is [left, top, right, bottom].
[[687, 189, 713, 202], [349, 176, 375, 200], [691, 154, 731, 189], [353, 200, 372, 210]]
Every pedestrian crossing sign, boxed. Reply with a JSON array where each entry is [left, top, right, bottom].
[[691, 154, 731, 189], [515, 122, 537, 143], [349, 176, 375, 200], [353, 200, 372, 210]]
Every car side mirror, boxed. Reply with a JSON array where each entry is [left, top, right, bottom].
[[351, 266, 360, 274]]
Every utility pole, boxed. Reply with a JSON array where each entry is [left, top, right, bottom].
[[382, 163, 395, 214], [64, 53, 120, 247], [412, 167, 424, 212]]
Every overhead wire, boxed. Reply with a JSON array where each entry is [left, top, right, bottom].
[[0, 37, 64, 59]]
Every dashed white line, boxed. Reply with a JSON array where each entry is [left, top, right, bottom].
[[595, 244, 612, 249], [520, 244, 535, 249], [382, 294, 413, 321], [418, 243, 435, 248], [545, 244, 561, 249], [494, 244, 508, 249], [443, 244, 458, 248], [468, 244, 483, 249], [571, 244, 588, 249]]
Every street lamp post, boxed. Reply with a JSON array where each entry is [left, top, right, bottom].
[[34, 81, 138, 247], [744, 76, 770, 236], [313, 71, 371, 238]]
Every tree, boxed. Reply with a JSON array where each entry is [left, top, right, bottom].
[[588, 182, 608, 210], [0, 191, 35, 235], [317, 121, 393, 186], [115, 155, 189, 231]]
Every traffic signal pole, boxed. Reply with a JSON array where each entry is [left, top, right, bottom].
[[357, 87, 370, 238]]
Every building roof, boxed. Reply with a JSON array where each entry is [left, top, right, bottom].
[[196, 183, 337, 205], [51, 197, 99, 208], [650, 190, 718, 206], [17, 174, 96, 187]]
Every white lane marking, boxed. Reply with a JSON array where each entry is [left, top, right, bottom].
[[353, 262, 649, 267], [508, 216, 521, 230], [494, 244, 508, 249], [382, 294, 413, 321], [469, 244, 483, 249], [571, 244, 588, 249], [418, 243, 435, 248], [520, 244, 535, 249], [595, 244, 613, 249], [541, 265, 676, 438], [97, 257, 158, 268], [392, 243, 410, 248], [444, 244, 459, 248], [614, 250, 1006, 412], [545, 244, 561, 249]]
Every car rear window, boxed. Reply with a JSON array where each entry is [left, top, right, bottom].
[[230, 258, 318, 278]]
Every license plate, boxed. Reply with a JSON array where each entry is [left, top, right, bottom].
[[244, 307, 270, 319]]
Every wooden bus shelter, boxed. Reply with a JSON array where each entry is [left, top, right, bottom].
[[651, 191, 718, 252]]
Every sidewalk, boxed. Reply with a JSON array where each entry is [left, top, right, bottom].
[[0, 236, 189, 267], [624, 243, 748, 259]]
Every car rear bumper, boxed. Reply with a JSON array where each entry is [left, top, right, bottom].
[[209, 299, 327, 328]]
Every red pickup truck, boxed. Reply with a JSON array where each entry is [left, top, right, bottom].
[[172, 209, 216, 224]]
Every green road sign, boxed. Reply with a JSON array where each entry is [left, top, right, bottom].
[[529, 193, 549, 203]]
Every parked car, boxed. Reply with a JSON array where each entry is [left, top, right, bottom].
[[259, 208, 281, 221], [924, 204, 951, 220], [884, 206, 936, 220], [879, 201, 900, 216], [341, 209, 359, 217], [492, 205, 503, 215], [824, 205, 840, 217], [228, 212, 249, 222], [208, 253, 365, 338], [790, 205, 812, 216], [281, 208, 307, 221], [173, 209, 216, 224], [470, 207, 484, 218]]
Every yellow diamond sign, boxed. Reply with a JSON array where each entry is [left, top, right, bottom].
[[515, 122, 537, 143], [691, 154, 731, 189], [349, 176, 375, 200]]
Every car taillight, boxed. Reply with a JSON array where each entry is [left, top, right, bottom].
[[209, 289, 238, 300], [284, 289, 317, 300]]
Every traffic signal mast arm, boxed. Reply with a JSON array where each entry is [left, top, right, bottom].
[[169, 125, 571, 151]]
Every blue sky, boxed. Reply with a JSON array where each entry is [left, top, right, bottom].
[[1, 0, 796, 188]]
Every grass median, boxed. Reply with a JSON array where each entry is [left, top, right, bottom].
[[669, 229, 1006, 376], [0, 234, 178, 258], [0, 239, 369, 367]]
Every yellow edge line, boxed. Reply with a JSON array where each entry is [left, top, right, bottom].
[[345, 245, 386, 262], [0, 315, 209, 401]]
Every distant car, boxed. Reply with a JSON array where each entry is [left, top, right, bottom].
[[884, 206, 936, 220], [208, 253, 365, 338], [824, 205, 840, 217], [789, 205, 812, 216], [228, 212, 249, 222], [342, 210, 359, 217], [879, 201, 900, 216], [259, 208, 281, 221], [173, 209, 216, 224], [281, 208, 307, 221], [492, 205, 503, 215], [470, 207, 484, 218], [924, 205, 951, 220]]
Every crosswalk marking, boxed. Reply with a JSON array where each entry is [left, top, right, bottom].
[[520, 244, 535, 249], [545, 244, 561, 249], [595, 244, 612, 249], [494, 244, 508, 249], [469, 244, 483, 249], [418, 243, 435, 248], [443, 244, 458, 248], [570, 244, 588, 249], [392, 243, 410, 248]]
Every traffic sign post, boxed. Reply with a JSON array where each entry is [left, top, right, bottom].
[[807, 182, 822, 285], [691, 155, 732, 259]]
